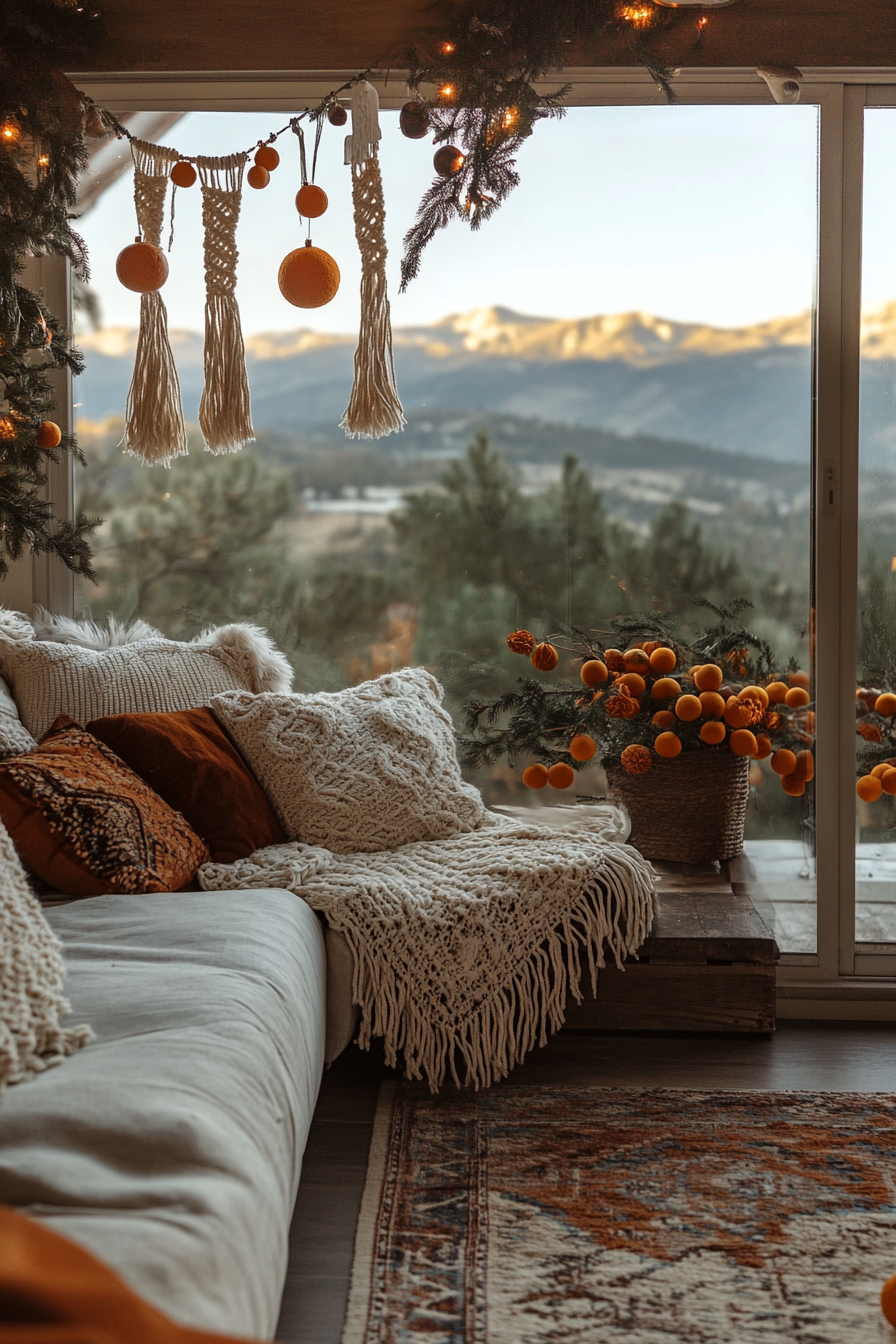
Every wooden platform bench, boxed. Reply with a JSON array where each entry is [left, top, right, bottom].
[[564, 859, 779, 1034]]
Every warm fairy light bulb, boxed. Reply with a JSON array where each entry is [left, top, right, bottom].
[[503, 108, 518, 129], [1, 123, 20, 143], [620, 4, 653, 25], [440, 42, 455, 55], [697, 14, 708, 25], [37, 154, 49, 167], [439, 84, 455, 100]]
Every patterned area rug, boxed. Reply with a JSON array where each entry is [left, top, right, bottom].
[[342, 1085, 896, 1343]]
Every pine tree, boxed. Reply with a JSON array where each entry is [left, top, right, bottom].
[[0, 1, 107, 584]]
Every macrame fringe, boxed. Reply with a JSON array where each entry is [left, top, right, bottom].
[[340, 844, 656, 1093], [197, 153, 254, 454], [341, 81, 405, 440], [122, 138, 187, 467]]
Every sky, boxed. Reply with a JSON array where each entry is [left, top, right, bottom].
[[79, 104, 825, 339]]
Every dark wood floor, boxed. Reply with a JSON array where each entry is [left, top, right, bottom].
[[276, 1023, 896, 1344]]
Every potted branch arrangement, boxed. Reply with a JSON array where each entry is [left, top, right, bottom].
[[458, 600, 815, 864]]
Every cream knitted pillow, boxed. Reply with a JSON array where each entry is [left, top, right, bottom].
[[211, 667, 487, 853], [0, 815, 91, 1095]]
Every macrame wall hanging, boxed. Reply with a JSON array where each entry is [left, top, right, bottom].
[[196, 153, 254, 453], [341, 80, 405, 440], [119, 139, 187, 466]]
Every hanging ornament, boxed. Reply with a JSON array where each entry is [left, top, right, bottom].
[[340, 80, 404, 439], [399, 101, 429, 139], [327, 103, 348, 127], [120, 139, 187, 466], [254, 144, 280, 171], [196, 153, 254, 454], [170, 160, 197, 188], [247, 164, 270, 189], [296, 183, 328, 218], [116, 236, 169, 292], [278, 240, 340, 308], [433, 145, 465, 177], [35, 421, 62, 449]]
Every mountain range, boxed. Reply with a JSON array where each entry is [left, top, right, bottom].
[[75, 303, 896, 463]]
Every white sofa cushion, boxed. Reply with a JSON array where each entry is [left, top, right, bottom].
[[212, 667, 487, 854], [0, 889, 325, 1338]]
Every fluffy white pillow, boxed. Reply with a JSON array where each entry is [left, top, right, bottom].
[[0, 622, 294, 740], [211, 667, 487, 854]]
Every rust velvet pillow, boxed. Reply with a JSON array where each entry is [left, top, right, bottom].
[[0, 717, 209, 897], [86, 706, 286, 864]]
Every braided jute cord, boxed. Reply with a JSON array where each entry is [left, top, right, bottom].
[[122, 138, 187, 467], [341, 81, 405, 440], [197, 153, 254, 454], [606, 750, 750, 864]]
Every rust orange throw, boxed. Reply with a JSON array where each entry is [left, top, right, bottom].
[[0, 1207, 266, 1344]]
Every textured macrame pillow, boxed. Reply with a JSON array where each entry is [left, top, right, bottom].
[[0, 814, 91, 1096], [211, 667, 487, 854], [0, 619, 294, 741]]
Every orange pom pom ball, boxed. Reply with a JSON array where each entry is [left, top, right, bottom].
[[785, 686, 811, 708], [35, 421, 62, 449], [581, 659, 608, 687], [870, 762, 894, 779], [623, 648, 650, 673], [278, 242, 341, 308], [648, 646, 677, 674], [771, 749, 797, 776], [766, 681, 789, 703], [522, 764, 549, 789], [729, 729, 758, 757], [620, 744, 652, 775], [604, 649, 625, 673], [116, 239, 169, 293], [883, 769, 896, 796], [675, 694, 702, 722], [296, 183, 329, 218], [606, 694, 640, 719], [740, 685, 770, 709], [795, 749, 815, 782], [881, 1274, 896, 1327], [857, 774, 883, 802], [569, 734, 596, 762], [616, 672, 646, 697], [693, 664, 723, 692], [699, 721, 727, 745], [531, 641, 559, 672], [655, 731, 682, 759], [874, 692, 896, 717], [548, 762, 575, 789], [254, 144, 280, 171], [651, 677, 680, 700], [507, 629, 536, 656], [170, 160, 197, 188], [788, 670, 810, 689], [698, 690, 726, 718], [754, 734, 773, 759], [247, 164, 270, 189], [724, 698, 750, 729], [652, 710, 676, 727], [782, 774, 806, 797]]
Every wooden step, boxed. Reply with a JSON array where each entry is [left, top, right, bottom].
[[564, 860, 779, 1034]]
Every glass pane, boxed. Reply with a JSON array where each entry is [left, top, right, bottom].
[[73, 106, 817, 946], [856, 107, 896, 946]]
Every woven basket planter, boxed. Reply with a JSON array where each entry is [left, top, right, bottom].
[[605, 748, 750, 864]]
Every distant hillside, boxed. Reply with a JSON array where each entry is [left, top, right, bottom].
[[75, 303, 896, 464]]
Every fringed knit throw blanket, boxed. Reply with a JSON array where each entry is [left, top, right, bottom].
[[199, 806, 655, 1091], [0, 818, 91, 1096]]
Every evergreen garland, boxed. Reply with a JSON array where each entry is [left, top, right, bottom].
[[0, 0, 106, 584], [401, 0, 686, 288]]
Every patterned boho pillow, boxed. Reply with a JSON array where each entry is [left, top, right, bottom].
[[211, 667, 487, 854], [0, 717, 209, 897]]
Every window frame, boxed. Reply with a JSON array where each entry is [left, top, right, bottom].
[[65, 67, 896, 1013]]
